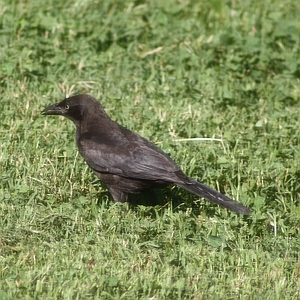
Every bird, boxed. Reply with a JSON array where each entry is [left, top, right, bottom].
[[42, 94, 251, 215]]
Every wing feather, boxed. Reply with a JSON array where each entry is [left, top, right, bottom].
[[77, 126, 183, 183]]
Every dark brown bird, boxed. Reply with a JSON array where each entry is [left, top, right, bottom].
[[42, 94, 250, 215]]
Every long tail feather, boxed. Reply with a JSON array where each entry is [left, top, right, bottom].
[[178, 179, 251, 215]]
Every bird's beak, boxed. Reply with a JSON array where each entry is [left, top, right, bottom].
[[41, 103, 63, 116]]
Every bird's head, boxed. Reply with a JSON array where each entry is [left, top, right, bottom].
[[42, 94, 105, 123]]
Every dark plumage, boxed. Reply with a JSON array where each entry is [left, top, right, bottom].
[[42, 94, 251, 215]]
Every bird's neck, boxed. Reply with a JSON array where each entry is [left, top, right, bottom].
[[75, 114, 119, 144]]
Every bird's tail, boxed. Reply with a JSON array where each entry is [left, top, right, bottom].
[[178, 179, 251, 215]]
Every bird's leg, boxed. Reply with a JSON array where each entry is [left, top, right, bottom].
[[108, 186, 128, 203]]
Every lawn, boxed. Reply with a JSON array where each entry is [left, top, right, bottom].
[[1, 0, 300, 299]]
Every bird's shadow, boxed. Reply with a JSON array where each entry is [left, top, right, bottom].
[[124, 187, 219, 219], [93, 182, 232, 219]]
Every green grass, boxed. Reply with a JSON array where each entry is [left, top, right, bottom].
[[1, 0, 300, 298]]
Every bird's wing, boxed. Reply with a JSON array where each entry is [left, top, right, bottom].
[[78, 130, 184, 183]]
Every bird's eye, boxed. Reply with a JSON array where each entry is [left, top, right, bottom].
[[65, 105, 70, 110]]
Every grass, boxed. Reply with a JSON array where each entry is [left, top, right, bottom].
[[1, 0, 300, 298]]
